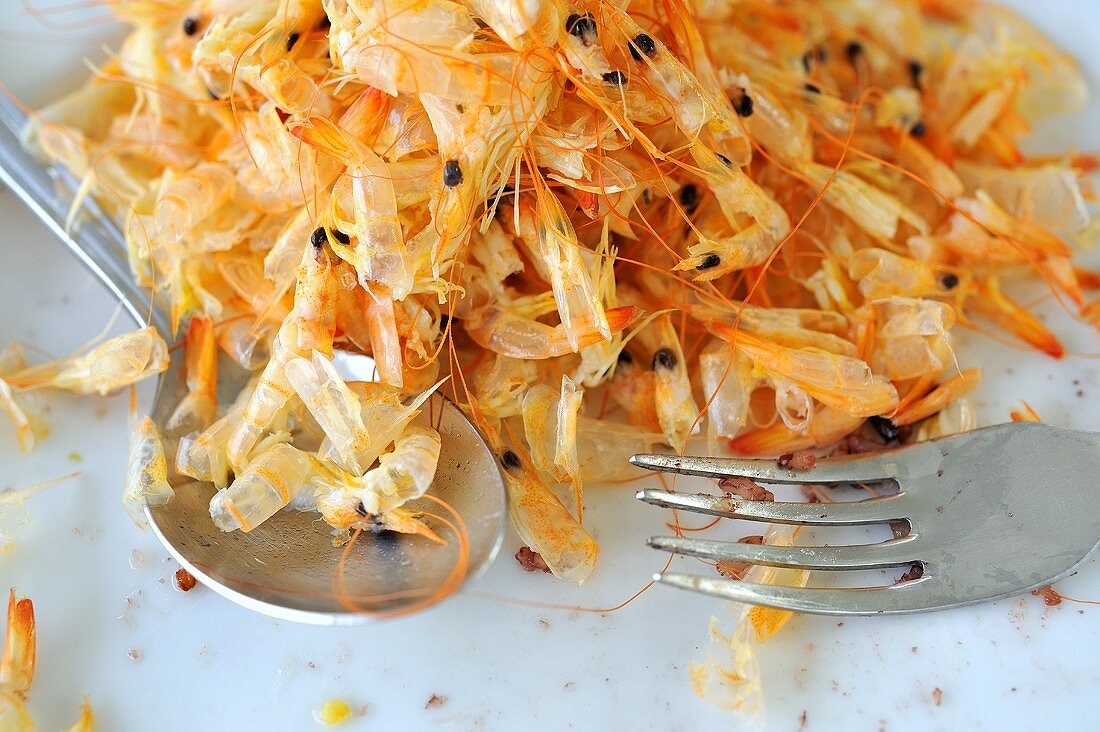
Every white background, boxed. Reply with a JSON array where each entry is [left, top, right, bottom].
[[1, 2, 1099, 730]]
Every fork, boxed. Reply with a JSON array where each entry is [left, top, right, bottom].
[[631, 422, 1100, 615]]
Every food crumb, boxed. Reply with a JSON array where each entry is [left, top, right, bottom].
[[897, 564, 924, 583], [538, 618, 551, 630], [174, 567, 198, 592], [777, 450, 817, 470], [515, 546, 551, 573], [715, 535, 764, 579], [314, 699, 353, 726], [563, 681, 575, 690], [425, 694, 448, 709], [799, 710, 809, 728], [911, 646, 918, 653], [718, 476, 774, 502], [127, 648, 140, 660], [1031, 585, 1062, 606], [68, 452, 82, 462], [932, 687, 942, 706]]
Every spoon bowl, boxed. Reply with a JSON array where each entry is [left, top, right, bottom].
[[0, 96, 508, 624]]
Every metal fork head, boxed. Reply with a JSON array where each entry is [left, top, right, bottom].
[[633, 423, 1100, 615]]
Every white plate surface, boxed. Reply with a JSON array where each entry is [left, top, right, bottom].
[[1, 3, 1099, 730]]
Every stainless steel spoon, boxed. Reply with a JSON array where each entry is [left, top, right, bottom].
[[0, 96, 507, 624]]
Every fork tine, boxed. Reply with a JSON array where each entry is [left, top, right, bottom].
[[655, 573, 930, 615], [636, 489, 907, 525], [648, 536, 916, 570], [629, 453, 902, 484]]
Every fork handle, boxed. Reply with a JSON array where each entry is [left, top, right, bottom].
[[0, 95, 166, 335]]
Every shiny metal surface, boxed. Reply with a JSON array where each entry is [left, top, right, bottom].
[[1, 94, 507, 624], [634, 423, 1100, 615]]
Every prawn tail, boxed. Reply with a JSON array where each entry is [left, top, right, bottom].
[[288, 116, 356, 163], [0, 589, 35, 699], [605, 306, 644, 334]]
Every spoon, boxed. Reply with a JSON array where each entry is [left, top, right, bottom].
[[0, 96, 507, 624]]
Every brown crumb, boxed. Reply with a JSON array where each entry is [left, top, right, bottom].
[[800, 484, 828, 503], [127, 648, 140, 660], [718, 476, 774, 502], [778, 450, 817, 471], [715, 535, 764, 579], [515, 546, 551, 573], [898, 564, 924, 583], [537, 618, 551, 630], [932, 687, 942, 706], [835, 432, 886, 455], [799, 710, 809, 728], [425, 694, 448, 709], [174, 567, 198, 592], [1032, 585, 1062, 606]]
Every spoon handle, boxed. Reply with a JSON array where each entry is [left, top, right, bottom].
[[0, 93, 167, 335]]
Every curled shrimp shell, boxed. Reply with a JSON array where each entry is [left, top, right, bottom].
[[17, 327, 170, 397], [893, 369, 982, 427], [177, 376, 258, 489], [729, 407, 865, 455], [867, 297, 957, 381], [293, 245, 339, 357], [645, 317, 701, 452], [554, 375, 584, 488], [314, 380, 443, 473], [364, 286, 403, 389], [699, 340, 756, 442], [290, 117, 412, 298], [473, 355, 538, 419], [500, 444, 599, 584], [773, 378, 814, 432], [466, 0, 559, 49], [799, 162, 928, 241], [123, 416, 174, 527], [227, 318, 303, 467], [357, 424, 442, 515], [848, 249, 947, 300], [956, 160, 1089, 233], [528, 195, 611, 352], [285, 351, 368, 472], [914, 397, 978, 442], [691, 143, 790, 241], [155, 163, 237, 246], [608, 355, 661, 431], [714, 329, 899, 418], [522, 383, 662, 483], [464, 305, 640, 360], [166, 317, 218, 436], [210, 442, 314, 532]]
